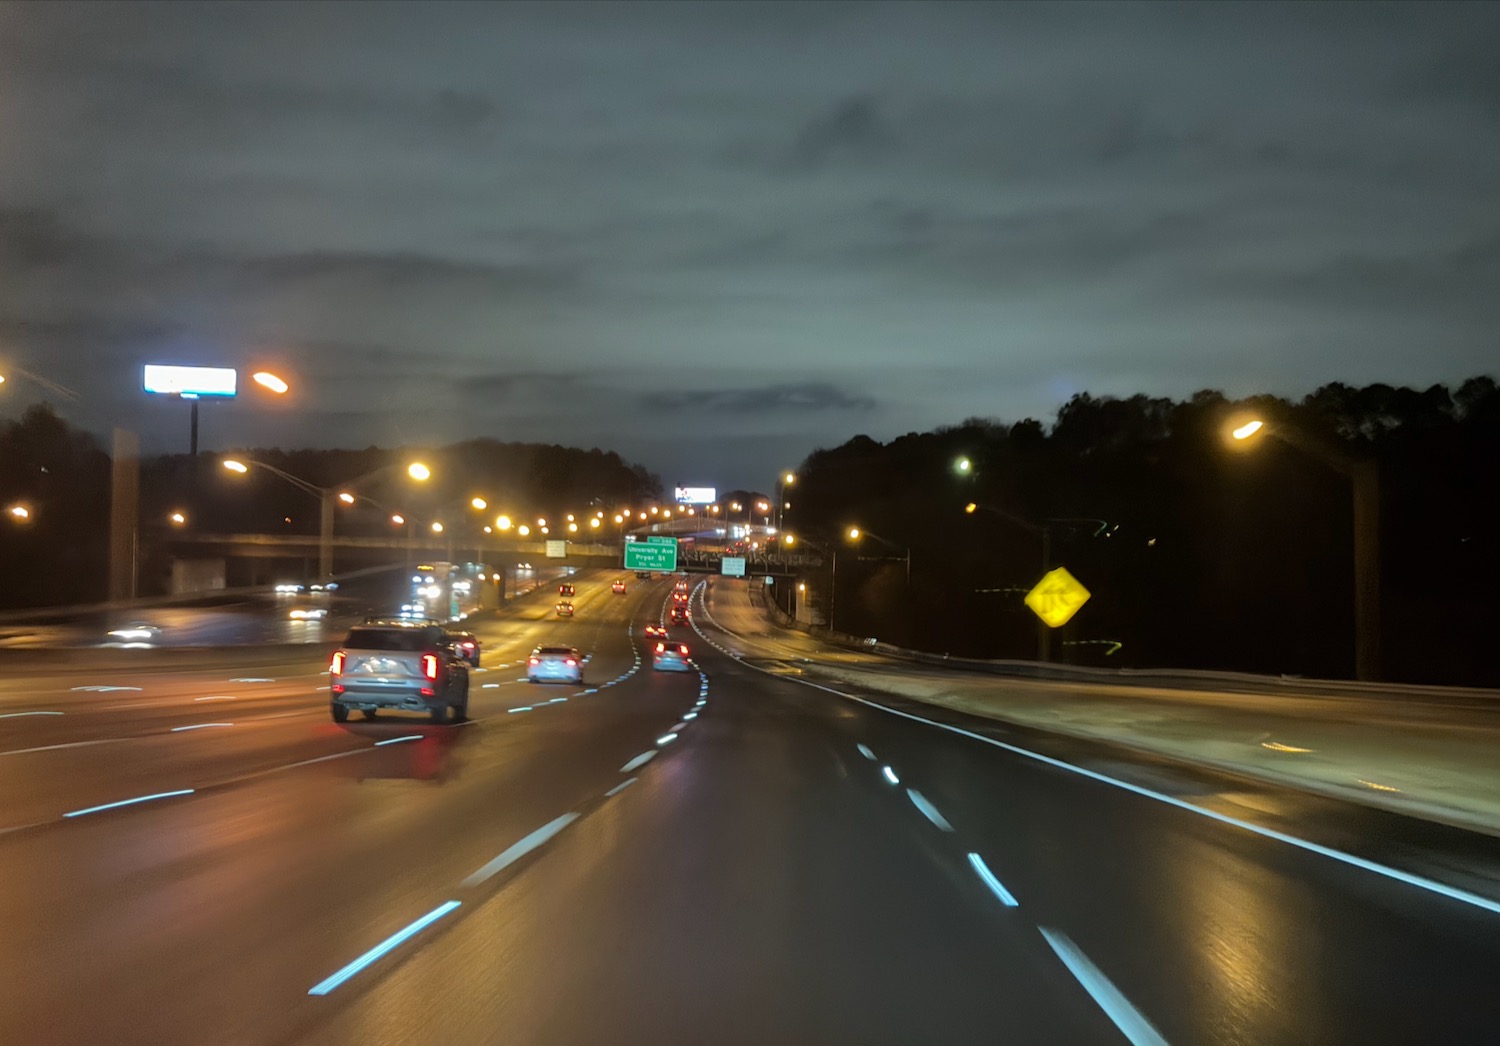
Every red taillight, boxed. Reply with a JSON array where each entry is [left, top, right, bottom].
[[330, 651, 345, 673], [565, 658, 577, 666], [529, 657, 540, 665], [679, 645, 689, 655], [422, 654, 439, 680], [655, 642, 665, 653], [462, 642, 474, 649], [331, 684, 345, 694]]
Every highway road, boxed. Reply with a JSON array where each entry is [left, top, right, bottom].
[[2, 574, 1499, 1045]]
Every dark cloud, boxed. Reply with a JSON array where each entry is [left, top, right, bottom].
[[0, 2, 1496, 488], [643, 383, 876, 415]]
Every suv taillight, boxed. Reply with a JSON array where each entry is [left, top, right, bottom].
[[529, 657, 540, 665], [655, 642, 665, 653], [330, 651, 345, 673], [422, 653, 439, 680]]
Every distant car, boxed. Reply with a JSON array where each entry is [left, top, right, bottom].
[[556, 601, 575, 617], [289, 607, 327, 620], [445, 630, 481, 667], [528, 645, 585, 684], [328, 623, 469, 724], [668, 605, 688, 626], [671, 591, 689, 604], [674, 579, 689, 593], [559, 583, 576, 597], [635, 570, 653, 579], [644, 624, 668, 639], [612, 580, 627, 594], [106, 622, 162, 643], [653, 641, 694, 672]]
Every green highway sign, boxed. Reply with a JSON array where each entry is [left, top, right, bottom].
[[624, 538, 677, 572]]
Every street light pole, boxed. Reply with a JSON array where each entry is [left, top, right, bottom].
[[1229, 416, 1381, 681]]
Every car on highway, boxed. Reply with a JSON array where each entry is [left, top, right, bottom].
[[674, 579, 689, 593], [558, 583, 576, 597], [556, 601, 575, 617], [105, 622, 162, 643], [612, 579, 627, 594], [528, 645, 586, 684], [634, 570, 653, 580], [445, 630, 481, 667], [668, 605, 688, 626], [653, 641, 694, 672], [288, 606, 327, 620], [328, 623, 469, 724], [644, 624, 668, 639], [671, 591, 689, 604]]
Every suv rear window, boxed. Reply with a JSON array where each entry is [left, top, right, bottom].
[[343, 628, 431, 652]]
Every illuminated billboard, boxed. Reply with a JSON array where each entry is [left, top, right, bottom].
[[143, 365, 238, 398], [674, 486, 716, 504]]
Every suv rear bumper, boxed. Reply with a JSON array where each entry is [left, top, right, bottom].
[[332, 685, 445, 712]]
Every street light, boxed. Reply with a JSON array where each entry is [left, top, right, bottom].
[[7, 503, 32, 522], [568, 522, 578, 533], [431, 522, 444, 534], [222, 456, 432, 580], [391, 514, 406, 526], [496, 515, 512, 531], [470, 497, 488, 511], [168, 511, 187, 526], [589, 517, 601, 529], [251, 371, 290, 395], [955, 456, 973, 475], [518, 524, 531, 537], [1224, 413, 1380, 681]]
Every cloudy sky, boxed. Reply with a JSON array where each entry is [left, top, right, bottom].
[[1, 1, 1496, 487]]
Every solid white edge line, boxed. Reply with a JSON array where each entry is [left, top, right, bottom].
[[849, 691, 1500, 917], [0, 711, 65, 718], [724, 634, 1500, 919], [1039, 927, 1170, 1046], [463, 813, 580, 887], [907, 788, 954, 832], [967, 851, 1019, 907]]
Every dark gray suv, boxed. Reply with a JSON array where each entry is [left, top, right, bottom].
[[329, 623, 470, 724]]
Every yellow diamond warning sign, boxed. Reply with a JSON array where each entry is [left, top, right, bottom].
[[1024, 567, 1091, 628]]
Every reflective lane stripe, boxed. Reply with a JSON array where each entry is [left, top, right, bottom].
[[64, 789, 195, 819], [967, 852, 1019, 908], [907, 789, 954, 832], [307, 901, 462, 996], [1039, 928, 1170, 1046], [463, 814, 580, 887], [619, 750, 657, 773]]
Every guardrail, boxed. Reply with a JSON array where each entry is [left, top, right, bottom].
[[747, 584, 1500, 704]]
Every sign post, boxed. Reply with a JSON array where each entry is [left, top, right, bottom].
[[1024, 567, 1091, 629]]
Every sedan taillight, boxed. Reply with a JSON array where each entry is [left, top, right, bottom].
[[565, 658, 577, 666], [529, 657, 540, 665], [655, 642, 665, 653], [330, 651, 345, 673], [422, 654, 439, 680]]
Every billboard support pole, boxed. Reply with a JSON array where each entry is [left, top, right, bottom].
[[189, 399, 199, 457]]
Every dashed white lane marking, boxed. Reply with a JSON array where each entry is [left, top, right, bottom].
[[1039, 928, 1170, 1046], [170, 723, 233, 733], [857, 743, 876, 761], [967, 852, 1020, 908], [692, 583, 1500, 919], [620, 750, 657, 773], [195, 696, 237, 702], [907, 788, 955, 832], [606, 777, 638, 798], [463, 813, 580, 887], [307, 901, 462, 997], [2, 738, 129, 757], [0, 711, 64, 719]]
